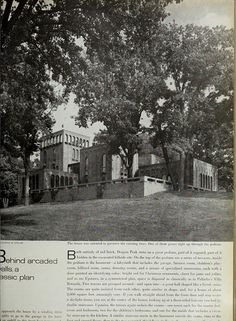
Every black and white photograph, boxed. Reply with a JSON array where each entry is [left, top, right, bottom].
[[0, 0, 234, 241]]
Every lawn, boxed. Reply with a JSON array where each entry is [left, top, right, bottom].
[[0, 191, 234, 241]]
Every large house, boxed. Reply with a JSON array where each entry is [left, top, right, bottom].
[[17, 128, 218, 203]]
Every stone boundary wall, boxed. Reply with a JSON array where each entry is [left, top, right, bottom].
[[30, 177, 170, 204]]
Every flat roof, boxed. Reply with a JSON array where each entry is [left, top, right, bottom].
[[41, 129, 90, 140]]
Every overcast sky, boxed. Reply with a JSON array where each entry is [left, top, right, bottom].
[[53, 0, 234, 140]]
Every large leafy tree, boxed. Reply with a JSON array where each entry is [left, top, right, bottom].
[[74, 0, 179, 177], [0, 150, 22, 207], [74, 51, 167, 177], [2, 0, 173, 203], [149, 24, 233, 190]]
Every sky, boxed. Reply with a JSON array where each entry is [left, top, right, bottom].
[[52, 0, 234, 141]]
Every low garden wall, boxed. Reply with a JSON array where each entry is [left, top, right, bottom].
[[30, 176, 171, 203]]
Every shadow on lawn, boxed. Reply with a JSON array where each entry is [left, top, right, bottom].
[[168, 191, 233, 200], [1, 213, 37, 227]]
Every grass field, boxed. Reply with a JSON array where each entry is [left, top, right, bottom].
[[0, 191, 234, 241]]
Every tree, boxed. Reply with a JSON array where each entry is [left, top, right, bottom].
[[74, 0, 179, 177], [74, 49, 169, 177], [2, 0, 176, 202], [0, 150, 22, 207], [148, 24, 233, 190]]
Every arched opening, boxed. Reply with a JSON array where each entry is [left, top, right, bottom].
[[69, 177, 73, 186], [36, 174, 39, 190], [65, 134, 68, 143], [102, 154, 106, 173], [200, 173, 202, 188], [32, 175, 36, 190], [56, 175, 59, 187], [51, 175, 55, 188], [60, 176, 64, 186], [85, 157, 88, 175], [29, 176, 32, 190], [65, 177, 68, 186], [43, 150, 47, 167]]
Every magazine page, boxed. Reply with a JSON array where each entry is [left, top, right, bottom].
[[0, 0, 234, 320]]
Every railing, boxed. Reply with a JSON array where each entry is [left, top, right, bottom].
[[30, 176, 172, 193]]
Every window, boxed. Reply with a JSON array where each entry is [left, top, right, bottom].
[[76, 137, 79, 146], [43, 150, 47, 167], [83, 139, 86, 147], [65, 177, 68, 186], [51, 175, 55, 188], [69, 177, 73, 185], [210, 176, 213, 190], [56, 175, 59, 187], [65, 134, 68, 143], [80, 138, 82, 147], [102, 154, 106, 173], [69, 135, 72, 143], [87, 140, 89, 147], [53, 148, 56, 161], [73, 136, 76, 145], [200, 173, 202, 188], [60, 176, 64, 186], [60, 134, 62, 143], [32, 175, 35, 190], [85, 157, 88, 175], [73, 148, 75, 159], [77, 149, 79, 160], [36, 174, 39, 190]]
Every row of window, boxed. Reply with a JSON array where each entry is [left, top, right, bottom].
[[51, 175, 74, 188], [199, 174, 213, 190], [65, 135, 89, 147], [41, 134, 89, 148], [41, 134, 63, 147]]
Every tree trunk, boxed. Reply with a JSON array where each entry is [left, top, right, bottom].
[[160, 140, 178, 190], [178, 151, 186, 191], [127, 165, 133, 178], [23, 155, 30, 206], [127, 153, 134, 178]]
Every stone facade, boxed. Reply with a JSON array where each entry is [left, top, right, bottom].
[[40, 129, 90, 172], [138, 155, 218, 191], [17, 128, 218, 204], [18, 168, 78, 203], [192, 158, 218, 191], [79, 144, 139, 183]]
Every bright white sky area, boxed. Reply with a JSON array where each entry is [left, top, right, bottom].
[[52, 0, 234, 141]]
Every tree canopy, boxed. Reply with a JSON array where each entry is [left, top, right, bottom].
[[74, 20, 233, 187], [149, 24, 233, 189], [1, 0, 179, 203]]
